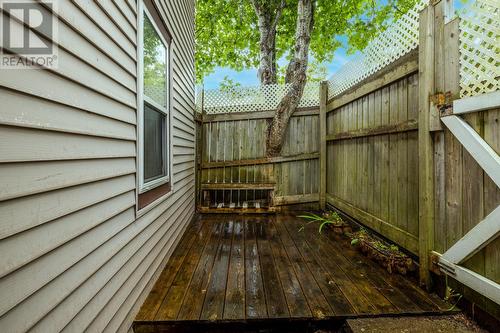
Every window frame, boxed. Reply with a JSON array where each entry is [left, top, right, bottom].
[[137, 1, 174, 210]]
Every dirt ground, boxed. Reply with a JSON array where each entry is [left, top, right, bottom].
[[342, 313, 488, 333]]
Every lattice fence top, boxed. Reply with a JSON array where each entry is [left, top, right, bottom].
[[327, 0, 429, 100], [145, 86, 166, 108], [195, 0, 499, 112], [197, 82, 320, 114], [459, 0, 499, 98], [195, 85, 203, 113]]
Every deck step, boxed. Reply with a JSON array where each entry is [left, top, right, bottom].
[[344, 314, 485, 333]]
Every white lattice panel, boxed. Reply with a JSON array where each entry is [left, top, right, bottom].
[[195, 85, 203, 114], [202, 82, 319, 114], [144, 85, 166, 107], [327, 0, 429, 100], [459, 0, 499, 98]]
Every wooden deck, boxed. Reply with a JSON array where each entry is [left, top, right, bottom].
[[134, 214, 451, 332]]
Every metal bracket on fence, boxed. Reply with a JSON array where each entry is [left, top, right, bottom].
[[431, 92, 454, 116], [437, 258, 457, 277]]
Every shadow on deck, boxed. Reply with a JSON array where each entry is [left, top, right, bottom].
[[133, 214, 452, 332]]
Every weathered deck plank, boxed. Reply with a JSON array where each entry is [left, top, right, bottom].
[[135, 216, 204, 321], [174, 220, 224, 320], [135, 214, 452, 331], [273, 217, 334, 318], [279, 216, 355, 316], [244, 218, 267, 319], [255, 219, 289, 318], [223, 219, 246, 320], [266, 219, 312, 318], [287, 216, 376, 314], [153, 218, 215, 320], [201, 220, 234, 320]]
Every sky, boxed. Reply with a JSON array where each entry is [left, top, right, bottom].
[[202, 46, 351, 90], [202, 0, 466, 90]]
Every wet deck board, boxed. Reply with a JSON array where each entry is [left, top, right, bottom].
[[134, 214, 451, 330]]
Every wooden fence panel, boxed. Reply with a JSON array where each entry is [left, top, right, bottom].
[[201, 119, 273, 185], [200, 111, 319, 206], [326, 72, 419, 254], [275, 115, 319, 197]]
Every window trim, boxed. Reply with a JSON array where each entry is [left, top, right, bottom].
[[137, 1, 174, 210]]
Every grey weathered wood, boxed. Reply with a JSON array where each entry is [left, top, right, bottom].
[[326, 55, 418, 111], [199, 110, 320, 207], [319, 82, 328, 209], [273, 193, 319, 206], [201, 153, 319, 168], [203, 108, 319, 122], [429, 0, 445, 132], [325, 120, 417, 141], [326, 194, 419, 254], [482, 108, 500, 287], [201, 183, 276, 190], [441, 18, 462, 254], [323, 62, 419, 260], [418, 4, 435, 289]]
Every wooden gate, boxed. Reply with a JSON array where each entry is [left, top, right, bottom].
[[436, 91, 500, 305]]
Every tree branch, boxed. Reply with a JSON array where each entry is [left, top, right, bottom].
[[271, 0, 286, 34], [266, 0, 315, 156], [251, 0, 286, 85]]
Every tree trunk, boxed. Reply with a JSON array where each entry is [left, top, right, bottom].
[[252, 1, 285, 85], [266, 0, 314, 156]]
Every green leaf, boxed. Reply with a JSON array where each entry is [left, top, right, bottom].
[[195, 0, 419, 83]]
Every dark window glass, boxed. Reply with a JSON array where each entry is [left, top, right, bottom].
[[143, 104, 166, 183]]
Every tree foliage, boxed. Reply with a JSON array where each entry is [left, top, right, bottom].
[[195, 0, 418, 83]]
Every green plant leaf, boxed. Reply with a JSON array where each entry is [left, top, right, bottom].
[[319, 220, 333, 234], [195, 0, 419, 83]]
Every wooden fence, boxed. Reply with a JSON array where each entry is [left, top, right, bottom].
[[195, 0, 499, 315], [319, 0, 499, 314], [324, 61, 420, 255], [196, 109, 320, 210]]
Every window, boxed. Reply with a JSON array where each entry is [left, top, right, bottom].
[[138, 3, 172, 210]]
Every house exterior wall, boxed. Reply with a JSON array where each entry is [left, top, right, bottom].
[[0, 0, 196, 332]]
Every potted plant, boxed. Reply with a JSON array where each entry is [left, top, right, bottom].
[[298, 211, 351, 234], [350, 229, 415, 275]]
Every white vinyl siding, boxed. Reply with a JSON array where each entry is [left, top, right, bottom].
[[0, 1, 195, 332]]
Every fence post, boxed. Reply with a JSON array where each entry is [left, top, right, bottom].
[[432, 0, 461, 262], [319, 81, 328, 210], [195, 88, 205, 210], [418, 3, 436, 289]]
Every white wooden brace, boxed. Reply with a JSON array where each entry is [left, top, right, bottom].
[[441, 206, 500, 264], [439, 256, 500, 305], [441, 115, 500, 188], [453, 90, 500, 115]]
